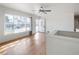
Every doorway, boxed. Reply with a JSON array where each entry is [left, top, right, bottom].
[[74, 15, 79, 32], [36, 18, 46, 32]]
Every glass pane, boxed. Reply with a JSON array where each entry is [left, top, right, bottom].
[[4, 14, 31, 35], [5, 14, 14, 35], [26, 17, 31, 31], [14, 16, 27, 33], [36, 18, 45, 32]]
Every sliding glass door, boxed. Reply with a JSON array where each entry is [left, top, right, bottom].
[[36, 18, 45, 32]]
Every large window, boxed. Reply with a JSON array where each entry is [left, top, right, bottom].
[[4, 14, 31, 35]]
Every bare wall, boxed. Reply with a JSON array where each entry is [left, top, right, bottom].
[[46, 4, 74, 33]]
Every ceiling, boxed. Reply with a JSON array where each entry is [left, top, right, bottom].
[[0, 3, 79, 15], [0, 3, 51, 13]]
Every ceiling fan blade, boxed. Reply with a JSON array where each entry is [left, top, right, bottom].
[[45, 10, 51, 12], [39, 9, 51, 12]]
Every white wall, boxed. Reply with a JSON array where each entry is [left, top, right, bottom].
[[0, 7, 4, 35], [32, 15, 38, 34], [0, 31, 29, 43], [46, 4, 74, 33]]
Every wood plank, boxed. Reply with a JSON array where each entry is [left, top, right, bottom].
[[0, 33, 46, 55]]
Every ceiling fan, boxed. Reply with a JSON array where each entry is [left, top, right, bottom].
[[33, 6, 52, 14]]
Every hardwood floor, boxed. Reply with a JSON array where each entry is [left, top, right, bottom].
[[0, 33, 46, 55]]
